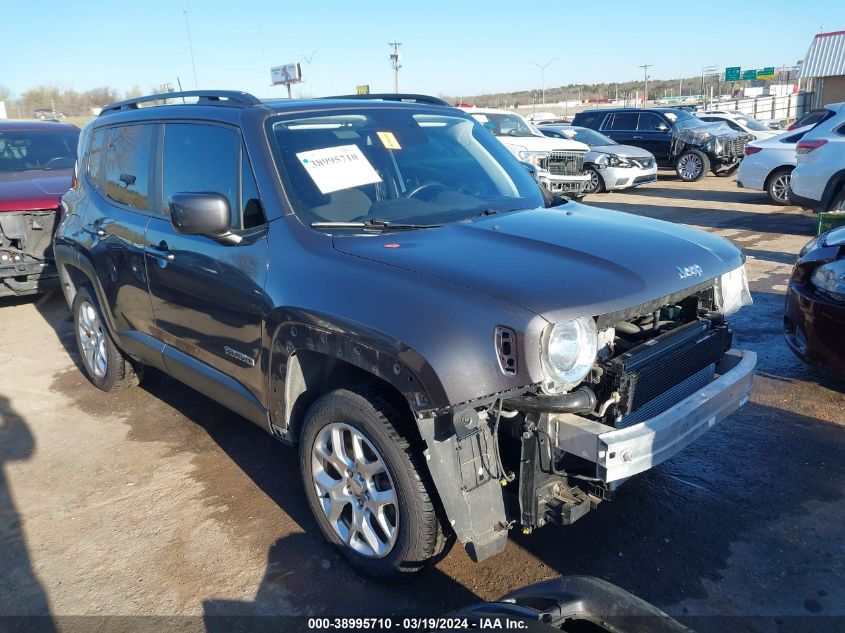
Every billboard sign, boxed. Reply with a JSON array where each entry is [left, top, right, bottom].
[[271, 63, 302, 85]]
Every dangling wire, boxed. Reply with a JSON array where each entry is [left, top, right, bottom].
[[492, 398, 515, 483]]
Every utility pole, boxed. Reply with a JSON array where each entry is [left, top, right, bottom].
[[388, 42, 402, 93], [182, 5, 199, 89], [530, 58, 557, 107], [638, 63, 653, 106], [701, 65, 718, 107]]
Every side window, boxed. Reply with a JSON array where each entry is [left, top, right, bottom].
[[105, 125, 154, 210], [726, 120, 742, 131], [637, 113, 668, 132], [162, 123, 238, 221], [608, 112, 638, 131], [87, 128, 107, 189], [240, 146, 265, 229], [575, 111, 601, 129]]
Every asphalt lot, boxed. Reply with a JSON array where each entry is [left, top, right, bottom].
[[1, 173, 844, 632]]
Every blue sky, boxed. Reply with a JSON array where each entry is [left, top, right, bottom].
[[1, 0, 841, 99]]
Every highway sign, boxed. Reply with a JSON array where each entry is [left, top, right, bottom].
[[725, 67, 741, 81], [742, 69, 758, 80], [356, 85, 370, 95], [757, 67, 776, 79]]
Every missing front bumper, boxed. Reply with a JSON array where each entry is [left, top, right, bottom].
[[546, 348, 756, 483]]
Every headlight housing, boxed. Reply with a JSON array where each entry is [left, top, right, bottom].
[[715, 264, 753, 316], [811, 259, 845, 302], [517, 149, 550, 170], [540, 317, 598, 392], [606, 154, 631, 168]]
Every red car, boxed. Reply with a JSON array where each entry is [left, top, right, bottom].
[[0, 120, 79, 297], [784, 227, 845, 378]]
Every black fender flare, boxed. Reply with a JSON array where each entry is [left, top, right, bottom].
[[264, 308, 448, 442], [53, 244, 120, 336]]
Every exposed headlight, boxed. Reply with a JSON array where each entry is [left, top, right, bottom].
[[541, 317, 598, 391], [811, 259, 845, 302], [517, 150, 550, 170], [606, 154, 631, 168], [715, 265, 753, 316]]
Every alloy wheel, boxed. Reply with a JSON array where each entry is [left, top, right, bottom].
[[678, 154, 703, 180], [771, 173, 791, 203], [585, 169, 600, 193], [311, 422, 399, 558], [77, 300, 108, 378]]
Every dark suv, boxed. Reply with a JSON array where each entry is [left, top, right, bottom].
[[56, 91, 756, 578], [572, 108, 753, 181]]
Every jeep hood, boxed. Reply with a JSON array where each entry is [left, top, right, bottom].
[[332, 203, 743, 323], [0, 170, 72, 212]]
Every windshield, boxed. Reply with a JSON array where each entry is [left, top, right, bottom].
[[664, 110, 705, 130], [0, 128, 79, 173], [268, 109, 545, 229], [469, 112, 539, 138], [734, 116, 770, 132]]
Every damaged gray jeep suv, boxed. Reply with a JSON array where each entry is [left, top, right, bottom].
[[55, 91, 756, 578]]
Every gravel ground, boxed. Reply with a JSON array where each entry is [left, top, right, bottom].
[[1, 173, 843, 632]]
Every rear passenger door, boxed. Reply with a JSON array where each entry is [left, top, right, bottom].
[[602, 112, 638, 146], [77, 124, 159, 355], [634, 112, 672, 162], [145, 122, 269, 400]]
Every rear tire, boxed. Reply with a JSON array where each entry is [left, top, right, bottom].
[[300, 386, 452, 578], [72, 286, 139, 392], [583, 167, 605, 194], [675, 150, 710, 182], [829, 189, 845, 212], [765, 167, 793, 205]]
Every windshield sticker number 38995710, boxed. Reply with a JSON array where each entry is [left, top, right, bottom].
[[296, 144, 382, 194]]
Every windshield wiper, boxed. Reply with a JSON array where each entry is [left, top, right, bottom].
[[310, 218, 441, 231]]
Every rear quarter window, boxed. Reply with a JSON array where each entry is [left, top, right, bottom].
[[105, 124, 155, 211]]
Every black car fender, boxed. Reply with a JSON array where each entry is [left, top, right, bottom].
[[264, 307, 448, 443]]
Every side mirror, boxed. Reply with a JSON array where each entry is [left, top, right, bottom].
[[169, 192, 231, 238]]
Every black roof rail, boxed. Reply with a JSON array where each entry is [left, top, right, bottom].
[[99, 90, 262, 116], [320, 93, 450, 107]]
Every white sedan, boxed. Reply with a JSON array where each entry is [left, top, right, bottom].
[[696, 111, 780, 141], [737, 126, 812, 204]]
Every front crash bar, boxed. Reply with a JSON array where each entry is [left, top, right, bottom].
[[547, 349, 756, 483]]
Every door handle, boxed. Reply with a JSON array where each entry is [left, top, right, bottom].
[[146, 242, 175, 262], [83, 224, 105, 237], [632, 135, 644, 140]]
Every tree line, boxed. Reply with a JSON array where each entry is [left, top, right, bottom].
[[0, 84, 145, 117]]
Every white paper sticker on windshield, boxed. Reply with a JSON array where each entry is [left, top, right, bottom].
[[471, 114, 489, 123], [295, 144, 382, 194], [664, 113, 678, 121]]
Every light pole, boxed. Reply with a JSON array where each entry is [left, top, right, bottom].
[[530, 58, 557, 107], [638, 63, 652, 106], [388, 42, 402, 93]]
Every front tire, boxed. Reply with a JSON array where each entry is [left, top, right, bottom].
[[72, 286, 139, 392], [766, 167, 793, 205], [675, 150, 710, 182], [300, 386, 452, 578], [583, 167, 605, 194]]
